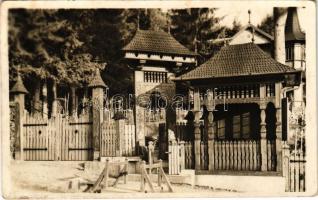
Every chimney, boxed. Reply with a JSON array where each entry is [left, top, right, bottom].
[[274, 7, 288, 64]]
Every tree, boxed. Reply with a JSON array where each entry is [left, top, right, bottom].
[[9, 9, 113, 114], [258, 14, 274, 36], [170, 8, 224, 63]]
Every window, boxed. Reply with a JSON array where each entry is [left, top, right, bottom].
[[144, 71, 167, 83], [217, 119, 226, 139], [233, 112, 251, 139], [301, 44, 306, 61], [286, 45, 294, 61], [232, 115, 241, 139], [241, 112, 250, 139]]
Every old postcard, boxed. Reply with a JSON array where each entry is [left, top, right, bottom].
[[0, 0, 316, 198]]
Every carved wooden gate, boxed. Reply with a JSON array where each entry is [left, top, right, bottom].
[[22, 113, 93, 161]]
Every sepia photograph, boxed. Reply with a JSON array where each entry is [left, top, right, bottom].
[[0, 0, 316, 198]]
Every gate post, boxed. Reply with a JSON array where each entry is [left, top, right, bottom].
[[89, 69, 107, 161], [193, 88, 201, 170], [10, 73, 28, 160], [115, 118, 125, 156]]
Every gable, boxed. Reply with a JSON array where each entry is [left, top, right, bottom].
[[230, 30, 271, 45]]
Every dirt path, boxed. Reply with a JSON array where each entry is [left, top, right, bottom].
[[6, 161, 237, 198]]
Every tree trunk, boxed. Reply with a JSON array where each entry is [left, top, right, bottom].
[[33, 82, 41, 114], [274, 8, 288, 64], [42, 81, 48, 118], [71, 86, 77, 116], [51, 80, 57, 117]]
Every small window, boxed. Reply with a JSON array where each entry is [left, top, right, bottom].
[[233, 115, 241, 139], [144, 71, 167, 83], [217, 119, 226, 139], [241, 112, 250, 139], [286, 45, 294, 61]]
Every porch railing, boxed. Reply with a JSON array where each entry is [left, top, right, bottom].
[[168, 139, 276, 174]]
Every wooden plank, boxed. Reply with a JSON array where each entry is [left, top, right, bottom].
[[225, 141, 229, 170], [237, 141, 242, 171], [233, 141, 238, 170]]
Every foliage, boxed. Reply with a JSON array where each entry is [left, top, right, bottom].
[[257, 14, 274, 36], [9, 8, 241, 95], [170, 8, 224, 63]]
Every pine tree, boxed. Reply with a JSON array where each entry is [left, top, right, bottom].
[[170, 8, 224, 63], [258, 14, 274, 36]]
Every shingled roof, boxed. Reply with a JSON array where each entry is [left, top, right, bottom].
[[88, 69, 107, 88], [285, 7, 305, 42], [123, 30, 197, 56], [175, 43, 295, 80], [10, 74, 28, 94]]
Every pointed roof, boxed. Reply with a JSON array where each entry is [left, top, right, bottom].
[[10, 74, 28, 94], [285, 7, 305, 42], [123, 30, 197, 56], [174, 43, 296, 81], [88, 69, 107, 88]]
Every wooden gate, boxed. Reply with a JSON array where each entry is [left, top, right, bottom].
[[23, 113, 93, 161], [23, 113, 56, 160], [60, 115, 93, 161]]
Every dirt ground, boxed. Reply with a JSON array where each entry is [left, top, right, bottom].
[[5, 160, 238, 198]]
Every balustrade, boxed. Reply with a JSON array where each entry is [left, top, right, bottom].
[[144, 71, 168, 83], [197, 84, 277, 105]]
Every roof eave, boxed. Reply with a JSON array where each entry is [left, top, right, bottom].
[[173, 70, 301, 82]]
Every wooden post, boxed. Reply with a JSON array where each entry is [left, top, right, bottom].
[[208, 111, 215, 171], [148, 141, 154, 165], [193, 88, 201, 170], [89, 69, 107, 161], [158, 159, 162, 187], [124, 158, 128, 184], [282, 142, 290, 191], [103, 159, 109, 190], [115, 119, 125, 156], [14, 95, 24, 160], [275, 82, 283, 172], [259, 84, 268, 171], [10, 74, 28, 160], [148, 141, 154, 174]]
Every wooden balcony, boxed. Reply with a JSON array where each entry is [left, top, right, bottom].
[[199, 83, 276, 106]]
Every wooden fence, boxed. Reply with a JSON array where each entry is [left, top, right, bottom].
[[168, 140, 194, 175], [22, 111, 135, 160], [168, 139, 277, 174], [210, 140, 263, 171], [100, 121, 136, 157], [283, 142, 306, 192]]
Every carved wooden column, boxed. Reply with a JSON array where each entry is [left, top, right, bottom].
[[208, 111, 215, 171], [259, 84, 267, 171], [207, 89, 215, 171], [193, 88, 201, 170], [10, 74, 28, 160], [89, 69, 107, 161], [275, 82, 282, 172]]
